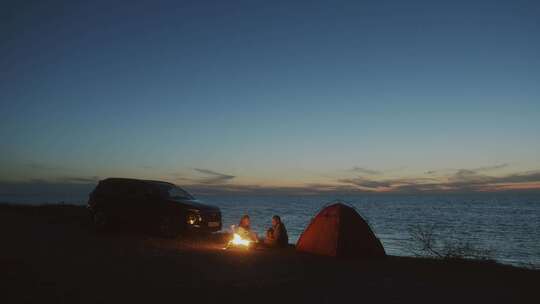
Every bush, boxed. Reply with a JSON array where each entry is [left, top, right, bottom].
[[407, 224, 495, 261]]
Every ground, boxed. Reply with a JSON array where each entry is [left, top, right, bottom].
[[1, 204, 538, 304]]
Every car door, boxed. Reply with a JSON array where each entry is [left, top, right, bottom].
[[111, 182, 134, 224], [128, 182, 157, 227], [102, 181, 126, 221]]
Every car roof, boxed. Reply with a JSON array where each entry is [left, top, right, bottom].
[[99, 178, 176, 187]]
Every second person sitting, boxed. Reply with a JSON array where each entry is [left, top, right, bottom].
[[264, 215, 289, 247]]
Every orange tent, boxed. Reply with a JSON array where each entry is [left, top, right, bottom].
[[296, 203, 386, 258]]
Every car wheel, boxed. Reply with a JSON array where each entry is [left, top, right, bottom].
[[159, 216, 178, 238], [93, 210, 108, 231]]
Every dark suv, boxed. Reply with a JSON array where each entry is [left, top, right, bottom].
[[87, 178, 222, 236]]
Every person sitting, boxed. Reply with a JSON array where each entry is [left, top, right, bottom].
[[235, 214, 258, 242], [264, 215, 289, 247]]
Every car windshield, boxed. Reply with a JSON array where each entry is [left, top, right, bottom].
[[158, 185, 194, 200]]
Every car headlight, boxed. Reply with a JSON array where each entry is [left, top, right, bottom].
[[187, 213, 202, 225]]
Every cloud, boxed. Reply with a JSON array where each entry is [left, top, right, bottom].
[[473, 163, 509, 172], [57, 176, 100, 184], [337, 168, 540, 193], [182, 182, 369, 197], [338, 177, 392, 189], [449, 169, 486, 183], [448, 170, 540, 186], [494, 171, 540, 184], [170, 169, 236, 185], [425, 164, 509, 176], [182, 169, 540, 195], [192, 168, 235, 184], [349, 167, 381, 175], [1, 176, 100, 185], [338, 176, 439, 191], [437, 169, 540, 192], [2, 164, 538, 200], [2, 170, 540, 200]]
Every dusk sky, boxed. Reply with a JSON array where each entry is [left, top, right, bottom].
[[1, 0, 540, 195]]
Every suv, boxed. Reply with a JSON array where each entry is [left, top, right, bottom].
[[87, 178, 222, 236]]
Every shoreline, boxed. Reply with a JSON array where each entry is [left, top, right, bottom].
[[1, 201, 537, 268], [1, 203, 538, 303]]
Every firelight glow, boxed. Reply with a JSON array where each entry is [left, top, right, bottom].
[[229, 233, 252, 248]]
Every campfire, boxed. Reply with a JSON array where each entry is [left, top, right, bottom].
[[226, 233, 254, 249]]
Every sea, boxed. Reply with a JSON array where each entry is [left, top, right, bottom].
[[2, 191, 539, 268]]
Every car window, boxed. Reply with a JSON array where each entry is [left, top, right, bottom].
[[167, 187, 193, 199], [155, 184, 194, 200], [110, 182, 139, 196], [96, 182, 119, 194]]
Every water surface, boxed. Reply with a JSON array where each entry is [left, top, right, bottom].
[[3, 191, 539, 267], [200, 193, 540, 267]]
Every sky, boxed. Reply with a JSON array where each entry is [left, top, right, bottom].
[[1, 0, 540, 196]]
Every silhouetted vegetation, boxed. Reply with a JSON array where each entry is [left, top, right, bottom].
[[407, 224, 495, 262]]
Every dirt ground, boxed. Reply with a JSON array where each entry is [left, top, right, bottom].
[[1, 204, 538, 304]]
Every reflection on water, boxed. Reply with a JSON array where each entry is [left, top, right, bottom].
[[200, 193, 540, 267]]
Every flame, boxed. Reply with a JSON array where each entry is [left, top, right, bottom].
[[229, 233, 252, 248]]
